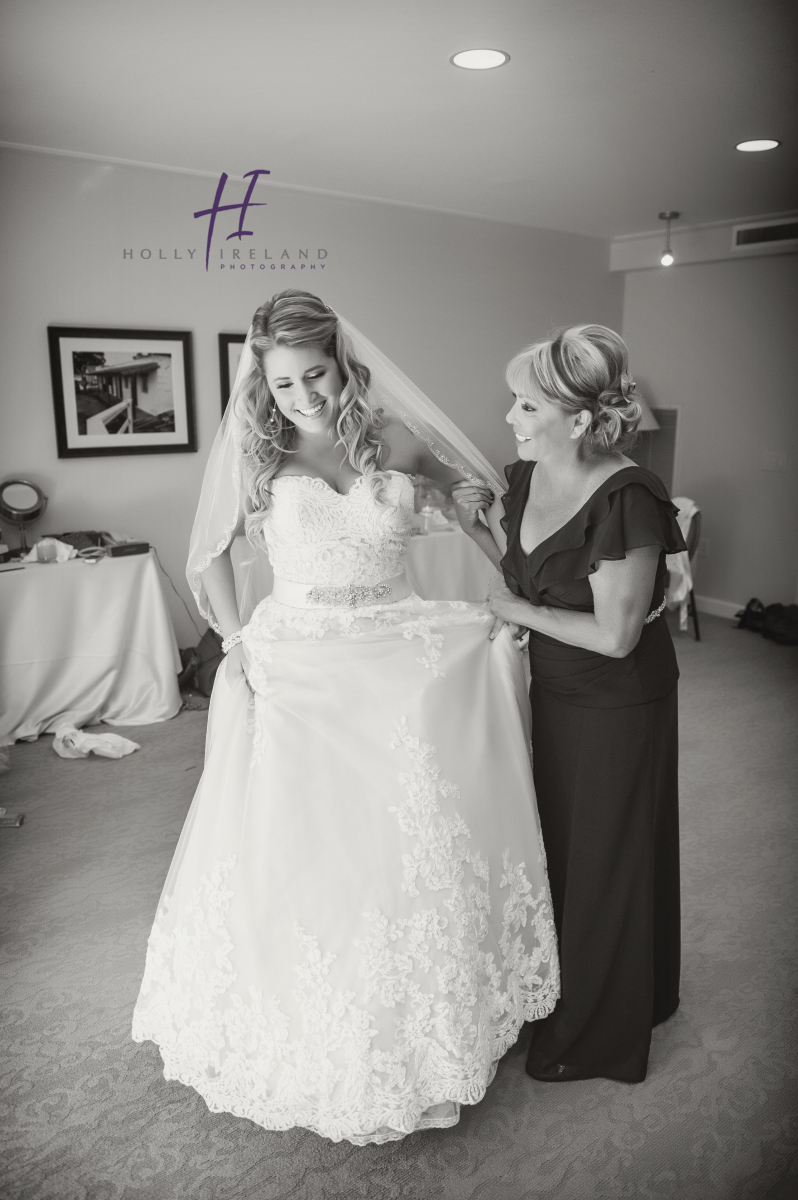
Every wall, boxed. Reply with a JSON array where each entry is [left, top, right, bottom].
[[0, 147, 622, 644], [622, 254, 798, 612]]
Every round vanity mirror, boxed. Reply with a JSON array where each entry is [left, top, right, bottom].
[[0, 478, 49, 553], [1, 482, 42, 513]]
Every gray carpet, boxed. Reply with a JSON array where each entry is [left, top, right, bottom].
[[2, 615, 796, 1200]]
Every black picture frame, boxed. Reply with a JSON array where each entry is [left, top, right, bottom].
[[219, 333, 248, 415], [47, 326, 196, 457]]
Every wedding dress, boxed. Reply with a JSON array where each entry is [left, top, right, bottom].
[[132, 468, 559, 1144]]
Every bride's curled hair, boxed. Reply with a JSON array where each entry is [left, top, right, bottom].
[[237, 290, 386, 545], [506, 325, 642, 455]]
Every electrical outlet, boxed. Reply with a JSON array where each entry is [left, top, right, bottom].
[[698, 538, 710, 557], [761, 451, 789, 472]]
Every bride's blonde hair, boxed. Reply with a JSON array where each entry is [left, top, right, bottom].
[[238, 290, 387, 546]]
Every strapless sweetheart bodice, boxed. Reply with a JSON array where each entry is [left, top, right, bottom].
[[260, 471, 414, 586]]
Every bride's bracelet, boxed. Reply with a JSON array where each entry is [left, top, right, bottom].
[[221, 629, 244, 654]]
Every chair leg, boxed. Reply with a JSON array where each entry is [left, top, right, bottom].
[[689, 589, 701, 641]]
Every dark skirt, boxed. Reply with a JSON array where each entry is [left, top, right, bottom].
[[526, 683, 681, 1084]]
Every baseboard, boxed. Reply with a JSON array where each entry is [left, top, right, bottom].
[[695, 595, 743, 621]]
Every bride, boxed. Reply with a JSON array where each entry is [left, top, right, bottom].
[[132, 290, 559, 1144]]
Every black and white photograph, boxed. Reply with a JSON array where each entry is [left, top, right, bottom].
[[218, 332, 247, 415], [0, 3, 796, 1200], [48, 327, 196, 456]]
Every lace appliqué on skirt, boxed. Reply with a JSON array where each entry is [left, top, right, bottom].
[[243, 595, 492, 698], [132, 721, 558, 1145]]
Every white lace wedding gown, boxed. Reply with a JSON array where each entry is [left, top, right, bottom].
[[132, 470, 559, 1144]]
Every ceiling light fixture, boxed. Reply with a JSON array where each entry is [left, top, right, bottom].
[[735, 139, 780, 152], [450, 49, 510, 70], [659, 210, 680, 267]]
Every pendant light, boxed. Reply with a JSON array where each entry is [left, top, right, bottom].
[[658, 211, 680, 266]]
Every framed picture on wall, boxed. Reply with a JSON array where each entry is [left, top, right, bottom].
[[219, 333, 247, 415], [47, 326, 196, 457]]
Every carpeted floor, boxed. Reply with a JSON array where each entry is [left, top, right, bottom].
[[1, 615, 796, 1200]]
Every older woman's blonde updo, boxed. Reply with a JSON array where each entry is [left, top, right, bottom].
[[506, 324, 642, 455]]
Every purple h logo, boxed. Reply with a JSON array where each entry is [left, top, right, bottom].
[[194, 169, 270, 270]]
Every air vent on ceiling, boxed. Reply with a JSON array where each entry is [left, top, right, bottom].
[[732, 217, 798, 251]]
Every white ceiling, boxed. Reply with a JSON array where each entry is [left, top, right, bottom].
[[1, 0, 795, 239]]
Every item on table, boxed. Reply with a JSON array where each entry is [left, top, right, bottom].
[[106, 541, 150, 557], [98, 532, 150, 556], [36, 538, 58, 563], [0, 543, 9, 564], [53, 531, 103, 551], [411, 476, 458, 533], [420, 505, 452, 534], [413, 477, 448, 513], [23, 538, 77, 564]]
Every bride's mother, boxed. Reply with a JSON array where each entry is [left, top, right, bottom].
[[455, 324, 687, 1084]]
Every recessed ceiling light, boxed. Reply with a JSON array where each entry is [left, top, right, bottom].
[[450, 49, 510, 70], [736, 139, 781, 152]]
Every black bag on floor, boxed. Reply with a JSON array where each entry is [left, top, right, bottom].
[[735, 598, 766, 633], [178, 629, 224, 696], [195, 629, 224, 695], [762, 603, 798, 646], [736, 598, 798, 645]]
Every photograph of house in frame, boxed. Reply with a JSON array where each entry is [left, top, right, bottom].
[[48, 326, 196, 457]]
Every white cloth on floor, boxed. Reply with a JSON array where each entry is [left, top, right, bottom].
[[53, 724, 140, 759], [133, 471, 559, 1145]]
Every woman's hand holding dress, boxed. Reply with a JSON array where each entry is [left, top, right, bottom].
[[486, 576, 529, 642], [489, 546, 659, 657]]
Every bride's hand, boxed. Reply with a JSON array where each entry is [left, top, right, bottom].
[[224, 640, 253, 690], [450, 481, 494, 534]]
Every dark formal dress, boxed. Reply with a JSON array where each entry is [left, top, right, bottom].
[[501, 461, 688, 1083]]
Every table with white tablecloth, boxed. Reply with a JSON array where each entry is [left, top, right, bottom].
[[405, 528, 496, 601], [231, 526, 496, 621], [0, 551, 181, 745]]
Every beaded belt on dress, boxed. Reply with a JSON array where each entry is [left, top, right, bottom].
[[643, 598, 666, 624], [271, 572, 412, 609]]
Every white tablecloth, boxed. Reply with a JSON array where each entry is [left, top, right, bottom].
[[232, 527, 496, 622], [0, 551, 181, 745], [405, 528, 496, 601]]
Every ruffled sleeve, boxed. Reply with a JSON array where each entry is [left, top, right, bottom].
[[533, 470, 687, 597]]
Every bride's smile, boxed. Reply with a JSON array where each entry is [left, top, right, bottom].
[[265, 344, 343, 435]]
